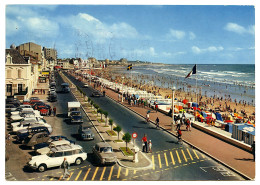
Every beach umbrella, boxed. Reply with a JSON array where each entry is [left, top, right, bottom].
[[206, 116, 215, 120], [182, 99, 188, 104]]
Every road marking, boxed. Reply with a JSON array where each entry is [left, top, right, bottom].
[[158, 154, 162, 168], [75, 170, 82, 181], [58, 175, 63, 181], [193, 150, 199, 159], [92, 167, 99, 180], [83, 168, 91, 181], [117, 167, 121, 178], [125, 169, 129, 176], [152, 155, 155, 170], [133, 170, 136, 174], [108, 166, 114, 181], [201, 153, 206, 158], [186, 149, 193, 161], [66, 172, 73, 181], [100, 167, 106, 181], [50, 177, 54, 181], [170, 151, 175, 165], [176, 150, 181, 163], [181, 149, 188, 162], [164, 153, 169, 167]]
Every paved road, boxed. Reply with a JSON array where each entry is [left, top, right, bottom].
[[61, 72, 245, 181]]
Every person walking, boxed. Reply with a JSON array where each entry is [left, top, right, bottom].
[[142, 134, 148, 153], [186, 119, 191, 131], [61, 157, 70, 180], [48, 107, 52, 117], [177, 128, 182, 144], [251, 141, 255, 161], [146, 113, 150, 123], [148, 140, 152, 153], [155, 117, 160, 129], [176, 118, 181, 130], [53, 106, 57, 116]]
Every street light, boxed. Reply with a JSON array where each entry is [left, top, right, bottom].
[[172, 86, 176, 131]]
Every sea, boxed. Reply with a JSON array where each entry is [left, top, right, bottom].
[[112, 64, 255, 105]]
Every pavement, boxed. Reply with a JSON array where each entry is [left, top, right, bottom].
[[66, 72, 255, 180]]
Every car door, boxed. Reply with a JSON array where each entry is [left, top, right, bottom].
[[47, 151, 64, 168], [63, 150, 74, 164]]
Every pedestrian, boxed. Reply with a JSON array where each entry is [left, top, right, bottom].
[[176, 118, 181, 130], [48, 107, 52, 117], [53, 106, 56, 116], [186, 119, 191, 131], [148, 140, 152, 153], [43, 89, 45, 94], [142, 134, 148, 153], [177, 128, 182, 144], [251, 141, 255, 161], [155, 117, 160, 129], [155, 103, 158, 112], [146, 113, 150, 123], [61, 157, 70, 180]]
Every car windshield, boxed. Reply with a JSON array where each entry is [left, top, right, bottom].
[[71, 112, 80, 116], [82, 127, 89, 131], [100, 147, 112, 153], [72, 116, 82, 119]]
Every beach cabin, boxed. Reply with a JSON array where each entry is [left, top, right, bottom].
[[232, 123, 255, 145]]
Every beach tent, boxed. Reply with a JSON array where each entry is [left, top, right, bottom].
[[215, 112, 223, 121], [182, 99, 188, 104], [201, 111, 207, 118], [192, 102, 198, 108]]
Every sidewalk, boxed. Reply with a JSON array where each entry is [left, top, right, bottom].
[[72, 75, 255, 180], [60, 72, 153, 170]]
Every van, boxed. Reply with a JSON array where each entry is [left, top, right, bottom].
[[68, 102, 81, 117]]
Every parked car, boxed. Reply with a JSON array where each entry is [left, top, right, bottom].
[[78, 125, 94, 140], [61, 83, 70, 93], [5, 104, 16, 113], [33, 135, 76, 150], [92, 142, 117, 165], [30, 97, 40, 101], [48, 91, 57, 102], [16, 126, 50, 143], [11, 117, 46, 128], [23, 99, 31, 105], [36, 140, 72, 155], [32, 102, 50, 110], [23, 132, 50, 149], [6, 98, 21, 106], [13, 121, 52, 134], [10, 110, 43, 122], [9, 105, 32, 113], [29, 100, 42, 106], [91, 90, 102, 97], [27, 144, 87, 172]]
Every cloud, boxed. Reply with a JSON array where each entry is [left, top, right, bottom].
[[224, 22, 255, 35], [189, 32, 196, 40], [192, 46, 224, 54], [167, 29, 186, 39]]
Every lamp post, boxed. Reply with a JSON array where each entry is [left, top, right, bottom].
[[172, 86, 176, 131], [121, 77, 124, 102]]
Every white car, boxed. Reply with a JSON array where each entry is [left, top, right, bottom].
[[36, 140, 72, 155], [10, 108, 34, 116], [27, 144, 87, 172], [10, 105, 32, 112], [11, 117, 45, 128], [12, 122, 52, 134], [10, 110, 43, 122]]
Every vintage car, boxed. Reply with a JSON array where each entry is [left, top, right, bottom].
[[78, 125, 94, 140], [92, 142, 117, 165], [27, 144, 87, 172], [36, 140, 72, 155], [23, 132, 51, 149], [91, 90, 102, 97], [16, 126, 50, 143]]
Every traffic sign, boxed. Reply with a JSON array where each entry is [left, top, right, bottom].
[[132, 132, 138, 139]]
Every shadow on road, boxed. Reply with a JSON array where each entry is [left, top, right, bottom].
[[56, 113, 67, 118], [235, 158, 254, 162]]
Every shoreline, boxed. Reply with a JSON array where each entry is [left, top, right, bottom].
[[89, 67, 255, 123]]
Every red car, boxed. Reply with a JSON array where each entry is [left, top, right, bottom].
[[37, 106, 49, 116], [30, 100, 41, 106]]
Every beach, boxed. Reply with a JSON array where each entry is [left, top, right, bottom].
[[93, 65, 255, 123]]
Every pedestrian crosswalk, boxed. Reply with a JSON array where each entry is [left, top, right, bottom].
[[28, 147, 209, 181]]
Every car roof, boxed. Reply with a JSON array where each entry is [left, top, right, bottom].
[[50, 140, 71, 146], [50, 144, 82, 152], [95, 142, 111, 148]]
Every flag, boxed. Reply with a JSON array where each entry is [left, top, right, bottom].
[[185, 64, 196, 78], [127, 64, 132, 70]]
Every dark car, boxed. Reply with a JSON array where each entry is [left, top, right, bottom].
[[61, 83, 70, 93], [78, 125, 94, 140], [71, 115, 83, 124], [30, 97, 40, 101], [16, 126, 50, 143], [48, 92, 57, 102], [6, 104, 16, 113], [32, 102, 50, 110], [23, 132, 50, 149], [91, 91, 102, 97], [33, 135, 76, 150], [6, 98, 21, 107]]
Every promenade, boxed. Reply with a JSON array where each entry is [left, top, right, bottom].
[[87, 78, 255, 179]]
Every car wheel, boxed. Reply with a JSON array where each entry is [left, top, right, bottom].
[[75, 157, 82, 165], [38, 164, 47, 172]]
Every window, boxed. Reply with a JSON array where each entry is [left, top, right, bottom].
[[18, 69, 22, 78], [53, 152, 63, 157], [73, 149, 83, 154], [6, 84, 12, 93], [7, 70, 12, 78], [64, 151, 73, 156], [18, 84, 23, 92]]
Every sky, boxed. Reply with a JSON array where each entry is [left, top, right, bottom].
[[5, 4, 255, 64]]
